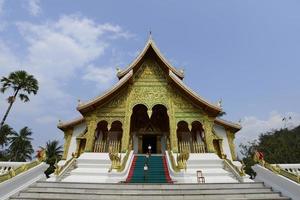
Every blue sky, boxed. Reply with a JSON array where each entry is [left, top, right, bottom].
[[0, 0, 300, 150]]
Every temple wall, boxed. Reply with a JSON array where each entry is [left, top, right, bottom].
[[213, 124, 233, 160], [67, 122, 86, 160]]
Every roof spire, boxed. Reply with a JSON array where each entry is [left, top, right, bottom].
[[149, 29, 152, 40]]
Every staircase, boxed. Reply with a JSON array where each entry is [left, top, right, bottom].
[[126, 155, 172, 183], [10, 181, 290, 199]]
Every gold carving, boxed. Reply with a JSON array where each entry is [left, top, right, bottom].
[[80, 58, 219, 156], [62, 128, 73, 160], [226, 129, 237, 160]]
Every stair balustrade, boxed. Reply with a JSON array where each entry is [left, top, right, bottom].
[[178, 141, 206, 153], [108, 140, 122, 172], [94, 140, 121, 153], [192, 141, 206, 153], [93, 140, 107, 152]]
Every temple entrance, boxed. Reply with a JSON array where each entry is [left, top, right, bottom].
[[130, 104, 170, 154], [142, 135, 157, 153]]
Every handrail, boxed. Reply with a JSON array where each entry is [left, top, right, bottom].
[[253, 151, 300, 184], [263, 162, 300, 184], [167, 150, 180, 172], [167, 150, 189, 172], [223, 159, 245, 182], [54, 157, 76, 178], [0, 160, 40, 183], [118, 150, 130, 172]]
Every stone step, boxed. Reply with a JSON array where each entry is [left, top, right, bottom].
[[61, 175, 112, 183], [12, 191, 287, 200], [25, 187, 274, 195], [76, 163, 111, 168], [10, 198, 290, 200], [10, 181, 290, 200], [35, 181, 266, 189], [185, 168, 232, 175], [70, 167, 110, 175], [187, 164, 225, 168]]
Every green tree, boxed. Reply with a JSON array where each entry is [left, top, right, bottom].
[[9, 127, 34, 161], [0, 149, 10, 161], [0, 124, 13, 148], [44, 140, 63, 165], [240, 125, 300, 178], [239, 140, 259, 178], [0, 70, 39, 128], [42, 140, 63, 177]]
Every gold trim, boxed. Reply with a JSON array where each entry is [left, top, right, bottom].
[[62, 128, 73, 160], [254, 153, 300, 184], [0, 160, 40, 183], [226, 129, 237, 160], [117, 37, 184, 79]]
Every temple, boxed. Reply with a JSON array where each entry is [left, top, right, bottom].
[[54, 36, 245, 183], [1, 36, 295, 200]]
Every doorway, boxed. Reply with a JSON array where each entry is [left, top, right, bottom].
[[142, 135, 157, 154]]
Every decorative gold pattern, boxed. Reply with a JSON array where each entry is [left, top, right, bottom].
[[108, 140, 122, 172], [118, 150, 131, 172], [0, 160, 40, 183], [62, 128, 73, 160], [226, 129, 237, 160], [68, 53, 236, 156], [254, 153, 300, 183], [224, 158, 246, 176], [54, 157, 76, 176], [202, 120, 215, 153]]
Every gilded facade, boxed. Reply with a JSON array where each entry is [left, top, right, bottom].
[[58, 37, 241, 161]]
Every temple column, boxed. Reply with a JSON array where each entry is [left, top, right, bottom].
[[121, 109, 132, 152], [203, 119, 215, 153], [218, 139, 225, 158], [226, 129, 237, 160], [168, 110, 178, 152], [84, 117, 97, 152], [75, 138, 81, 157], [62, 128, 73, 160]]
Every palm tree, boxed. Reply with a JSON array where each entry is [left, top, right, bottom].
[[9, 127, 34, 161], [44, 140, 63, 165], [0, 70, 39, 128], [42, 140, 63, 177], [0, 124, 14, 148]]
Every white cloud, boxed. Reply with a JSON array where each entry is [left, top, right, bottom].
[[13, 15, 132, 102], [0, 15, 132, 148], [28, 0, 41, 16], [0, 40, 20, 73], [17, 15, 131, 80], [236, 111, 300, 149], [82, 65, 115, 88]]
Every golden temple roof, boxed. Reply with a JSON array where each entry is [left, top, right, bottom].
[[58, 36, 241, 132], [77, 37, 222, 115], [117, 36, 184, 80]]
